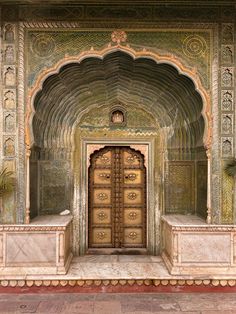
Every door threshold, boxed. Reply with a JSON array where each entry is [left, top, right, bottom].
[[87, 248, 148, 255]]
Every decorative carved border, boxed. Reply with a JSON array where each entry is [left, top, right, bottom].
[[0, 226, 68, 231], [17, 22, 26, 223], [0, 278, 236, 288]]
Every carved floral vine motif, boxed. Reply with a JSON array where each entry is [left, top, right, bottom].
[[222, 68, 233, 87], [4, 90, 15, 109], [4, 24, 14, 41], [222, 91, 233, 111], [222, 46, 233, 64]]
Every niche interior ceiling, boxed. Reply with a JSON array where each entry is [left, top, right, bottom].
[[33, 51, 204, 150]]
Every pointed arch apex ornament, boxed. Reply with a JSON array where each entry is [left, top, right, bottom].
[[26, 44, 211, 150]]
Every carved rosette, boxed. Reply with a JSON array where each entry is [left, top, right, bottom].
[[128, 232, 138, 240], [97, 211, 108, 221], [97, 192, 108, 201], [128, 212, 138, 220], [182, 35, 207, 58], [127, 192, 137, 200], [111, 30, 127, 45], [31, 34, 56, 57]]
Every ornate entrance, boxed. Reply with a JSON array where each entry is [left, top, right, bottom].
[[88, 146, 146, 253]]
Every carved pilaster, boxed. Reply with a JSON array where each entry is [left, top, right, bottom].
[[211, 23, 221, 224], [206, 148, 212, 224], [1, 20, 17, 224], [220, 23, 235, 224], [0, 9, 2, 171], [17, 23, 25, 223], [25, 146, 31, 224]]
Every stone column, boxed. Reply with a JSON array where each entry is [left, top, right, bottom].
[[206, 148, 212, 224], [25, 146, 31, 224]]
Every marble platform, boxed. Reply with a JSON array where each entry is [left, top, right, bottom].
[[2, 214, 236, 287], [0, 215, 73, 276], [2, 254, 236, 285], [162, 214, 236, 276]]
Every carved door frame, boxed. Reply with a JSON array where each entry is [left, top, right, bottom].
[[79, 138, 156, 255]]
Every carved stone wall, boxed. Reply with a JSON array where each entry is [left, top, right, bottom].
[[0, 3, 234, 228], [0, 17, 18, 223], [220, 22, 235, 223]]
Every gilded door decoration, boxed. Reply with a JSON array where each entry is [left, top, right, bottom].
[[88, 146, 146, 249]]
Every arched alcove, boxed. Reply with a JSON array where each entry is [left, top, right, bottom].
[[30, 50, 207, 254]]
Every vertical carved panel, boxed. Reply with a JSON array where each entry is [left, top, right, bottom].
[[40, 161, 71, 213], [221, 90, 233, 111], [4, 112, 15, 133], [3, 137, 15, 157], [221, 113, 233, 135], [221, 137, 233, 157], [221, 45, 233, 64], [220, 22, 234, 224], [222, 170, 234, 224], [3, 90, 15, 109], [165, 162, 195, 214], [4, 45, 15, 64], [221, 67, 233, 87], [0, 12, 2, 172], [222, 24, 234, 44], [1, 22, 17, 223], [196, 161, 207, 219], [0, 234, 3, 264]]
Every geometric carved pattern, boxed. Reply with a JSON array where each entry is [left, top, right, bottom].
[[182, 35, 207, 59], [222, 170, 234, 224], [165, 162, 195, 214], [196, 161, 207, 219]]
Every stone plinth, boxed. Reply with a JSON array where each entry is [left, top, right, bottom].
[[162, 214, 236, 276], [0, 215, 73, 276]]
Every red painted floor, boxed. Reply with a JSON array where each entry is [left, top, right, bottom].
[[1, 292, 236, 313]]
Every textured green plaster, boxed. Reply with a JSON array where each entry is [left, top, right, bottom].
[[27, 30, 210, 89]]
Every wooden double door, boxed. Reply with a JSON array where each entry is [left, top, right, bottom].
[[88, 146, 146, 252]]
